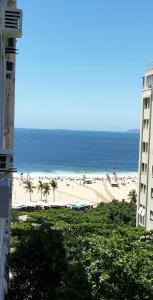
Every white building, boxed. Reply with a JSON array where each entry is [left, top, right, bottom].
[[137, 66, 153, 230], [0, 0, 22, 298]]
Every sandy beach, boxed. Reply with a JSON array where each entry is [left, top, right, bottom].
[[12, 172, 138, 208]]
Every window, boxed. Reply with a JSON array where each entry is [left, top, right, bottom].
[[143, 119, 146, 129], [141, 183, 146, 194], [143, 119, 149, 129], [146, 75, 153, 88], [9, 156, 13, 163], [141, 163, 147, 173], [6, 61, 14, 71], [138, 205, 145, 225], [151, 188, 153, 198], [143, 97, 150, 109], [138, 206, 143, 214], [142, 76, 145, 89], [8, 38, 14, 48], [6, 74, 12, 79], [150, 210, 153, 221], [142, 142, 148, 152], [0, 156, 6, 169]]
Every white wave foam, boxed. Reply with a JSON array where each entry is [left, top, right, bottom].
[[14, 170, 138, 179]]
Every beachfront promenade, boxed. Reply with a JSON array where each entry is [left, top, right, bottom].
[[12, 173, 138, 207]]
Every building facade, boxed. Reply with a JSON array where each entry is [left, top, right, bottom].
[[0, 0, 22, 298], [137, 67, 153, 230]]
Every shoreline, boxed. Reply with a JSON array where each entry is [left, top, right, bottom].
[[14, 171, 138, 180]]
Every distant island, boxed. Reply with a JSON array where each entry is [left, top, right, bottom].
[[127, 129, 140, 133]]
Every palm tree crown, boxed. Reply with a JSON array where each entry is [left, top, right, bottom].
[[50, 179, 58, 202], [37, 180, 44, 201], [24, 180, 35, 201], [128, 189, 137, 204], [43, 183, 51, 201]]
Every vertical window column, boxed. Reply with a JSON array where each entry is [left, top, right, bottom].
[[138, 205, 145, 225]]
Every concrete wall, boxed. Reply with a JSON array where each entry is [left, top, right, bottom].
[[137, 69, 153, 230]]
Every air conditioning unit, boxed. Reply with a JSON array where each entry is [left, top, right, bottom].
[[4, 8, 22, 38], [0, 149, 13, 172]]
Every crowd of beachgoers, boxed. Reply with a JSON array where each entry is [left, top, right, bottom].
[[12, 172, 138, 208]]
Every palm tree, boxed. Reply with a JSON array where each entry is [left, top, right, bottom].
[[37, 180, 44, 201], [43, 183, 51, 201], [50, 179, 58, 202], [24, 180, 35, 201], [128, 189, 137, 204]]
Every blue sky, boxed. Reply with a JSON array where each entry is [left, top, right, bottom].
[[16, 0, 153, 131]]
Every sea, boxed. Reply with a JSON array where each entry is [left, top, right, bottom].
[[14, 128, 139, 177]]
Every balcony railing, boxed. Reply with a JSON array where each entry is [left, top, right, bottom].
[[3, 8, 22, 38]]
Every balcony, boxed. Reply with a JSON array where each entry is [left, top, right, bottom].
[[3, 8, 22, 38]]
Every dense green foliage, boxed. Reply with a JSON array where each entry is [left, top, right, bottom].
[[7, 201, 153, 299]]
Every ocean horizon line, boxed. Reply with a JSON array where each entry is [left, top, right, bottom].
[[15, 127, 140, 134]]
